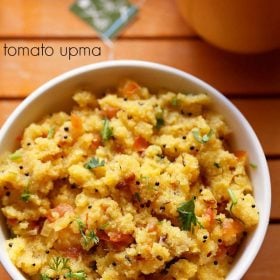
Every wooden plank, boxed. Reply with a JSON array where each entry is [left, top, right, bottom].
[[0, 100, 21, 127], [231, 99, 280, 157], [268, 160, 280, 220], [1, 40, 280, 98], [0, 224, 278, 279], [0, 0, 193, 38], [244, 224, 279, 279], [0, 264, 10, 280]]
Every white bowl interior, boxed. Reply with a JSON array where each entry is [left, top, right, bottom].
[[0, 61, 271, 280]]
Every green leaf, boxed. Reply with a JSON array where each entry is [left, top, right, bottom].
[[100, 222, 110, 230], [192, 129, 213, 144], [9, 151, 22, 161], [101, 119, 113, 141], [49, 256, 70, 272], [40, 274, 51, 280], [84, 157, 105, 169], [47, 127, 55, 139], [76, 218, 99, 248], [155, 111, 164, 129], [65, 270, 87, 280], [20, 188, 31, 202], [177, 198, 198, 231], [171, 96, 179, 106]]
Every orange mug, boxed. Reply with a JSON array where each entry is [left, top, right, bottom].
[[176, 0, 280, 53]]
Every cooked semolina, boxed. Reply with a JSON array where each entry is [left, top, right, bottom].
[[0, 80, 259, 279]]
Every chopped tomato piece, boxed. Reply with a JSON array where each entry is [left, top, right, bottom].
[[47, 204, 73, 222], [133, 136, 149, 152], [28, 217, 45, 231], [101, 106, 119, 119], [91, 134, 102, 150], [222, 219, 243, 237], [116, 172, 137, 195], [226, 243, 239, 257], [147, 222, 158, 233], [109, 232, 134, 245], [61, 246, 82, 259], [97, 230, 134, 246], [234, 150, 247, 160], [216, 243, 227, 258], [71, 114, 83, 139], [97, 230, 110, 241], [122, 80, 140, 97], [205, 207, 215, 224], [116, 172, 136, 189], [114, 143, 124, 153], [7, 218, 18, 226]]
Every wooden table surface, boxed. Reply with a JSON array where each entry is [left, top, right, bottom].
[[0, 0, 279, 279]]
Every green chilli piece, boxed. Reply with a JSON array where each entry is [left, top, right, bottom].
[[47, 127, 55, 139], [249, 163, 257, 169], [70, 0, 138, 39], [9, 151, 22, 161], [65, 270, 87, 280], [171, 96, 179, 106], [40, 274, 51, 280], [101, 119, 113, 141], [84, 157, 105, 169], [192, 129, 213, 144], [228, 188, 238, 213]]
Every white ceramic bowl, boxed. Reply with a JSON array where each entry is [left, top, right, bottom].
[[0, 60, 271, 280]]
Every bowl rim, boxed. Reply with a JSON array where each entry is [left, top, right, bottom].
[[0, 60, 271, 280]]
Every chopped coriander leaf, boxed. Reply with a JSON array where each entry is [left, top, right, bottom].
[[156, 118, 164, 129], [101, 118, 113, 141], [171, 96, 179, 106], [40, 274, 51, 280], [228, 188, 237, 214], [65, 270, 87, 280], [84, 157, 105, 169], [9, 151, 22, 161], [177, 198, 198, 231], [214, 162, 221, 168], [249, 163, 257, 169], [47, 127, 55, 139], [77, 218, 99, 248], [49, 256, 70, 271], [20, 188, 31, 202], [155, 111, 164, 129], [192, 129, 213, 144], [100, 222, 110, 230]]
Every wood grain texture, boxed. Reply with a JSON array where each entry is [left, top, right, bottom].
[[1, 40, 280, 98], [268, 160, 280, 220], [0, 100, 21, 126], [0, 225, 278, 279], [0, 0, 193, 38], [244, 224, 279, 279], [232, 99, 280, 157]]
